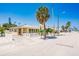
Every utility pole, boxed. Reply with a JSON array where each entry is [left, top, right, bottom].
[[57, 15, 60, 35], [52, 6, 56, 37]]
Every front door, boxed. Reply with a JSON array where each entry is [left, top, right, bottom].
[[18, 28, 22, 35]]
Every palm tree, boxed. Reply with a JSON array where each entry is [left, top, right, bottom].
[[61, 25, 65, 32], [39, 29, 45, 38], [65, 21, 71, 32], [36, 6, 50, 39]]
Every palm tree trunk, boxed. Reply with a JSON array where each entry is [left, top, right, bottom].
[[39, 25, 42, 38], [44, 23, 46, 39], [40, 23, 46, 39]]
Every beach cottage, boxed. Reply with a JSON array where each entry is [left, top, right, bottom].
[[9, 25, 40, 35]]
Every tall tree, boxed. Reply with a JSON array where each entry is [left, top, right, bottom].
[[3, 17, 17, 30], [36, 6, 50, 39], [65, 21, 71, 32]]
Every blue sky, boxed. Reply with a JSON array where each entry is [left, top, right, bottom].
[[0, 3, 52, 27], [0, 3, 79, 28], [53, 3, 79, 28]]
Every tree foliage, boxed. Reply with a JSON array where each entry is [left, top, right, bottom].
[[3, 23, 17, 30], [2, 17, 17, 30], [36, 6, 50, 24], [65, 21, 71, 30], [36, 6, 50, 39], [61, 21, 71, 32]]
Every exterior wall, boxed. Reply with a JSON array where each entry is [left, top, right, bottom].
[[9, 28, 18, 32], [23, 28, 27, 33], [10, 27, 39, 35], [28, 28, 39, 33], [9, 26, 55, 35]]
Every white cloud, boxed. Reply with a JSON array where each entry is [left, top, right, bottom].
[[62, 11, 66, 14]]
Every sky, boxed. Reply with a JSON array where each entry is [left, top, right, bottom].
[[53, 3, 79, 29], [0, 3, 79, 29], [0, 3, 52, 27]]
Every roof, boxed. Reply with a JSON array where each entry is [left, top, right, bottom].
[[10, 25, 39, 29]]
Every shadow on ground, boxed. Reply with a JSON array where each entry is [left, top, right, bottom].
[[40, 36, 57, 40], [55, 34, 65, 36], [46, 36, 57, 39]]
